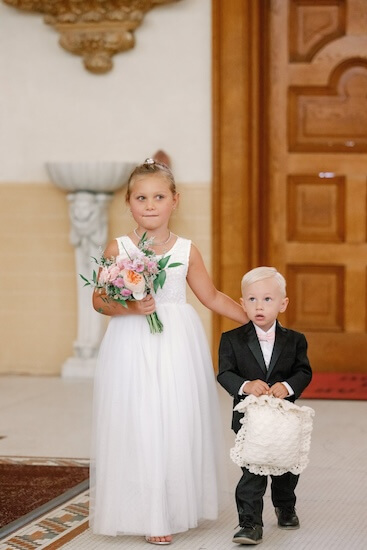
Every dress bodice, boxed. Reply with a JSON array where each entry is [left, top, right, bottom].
[[116, 235, 190, 305]]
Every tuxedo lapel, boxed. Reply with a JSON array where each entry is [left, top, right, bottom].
[[267, 323, 288, 378], [244, 323, 267, 374]]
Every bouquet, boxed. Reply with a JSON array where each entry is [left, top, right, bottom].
[[80, 233, 182, 334]]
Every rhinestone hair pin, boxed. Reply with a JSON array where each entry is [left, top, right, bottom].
[[144, 158, 155, 165]]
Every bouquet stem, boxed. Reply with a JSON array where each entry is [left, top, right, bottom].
[[146, 312, 164, 334]]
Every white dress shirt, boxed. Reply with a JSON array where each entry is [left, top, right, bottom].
[[239, 322, 294, 397]]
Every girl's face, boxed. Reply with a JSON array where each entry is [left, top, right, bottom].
[[240, 277, 289, 332], [128, 174, 178, 231]]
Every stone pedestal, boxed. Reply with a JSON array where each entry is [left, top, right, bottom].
[[46, 161, 135, 378]]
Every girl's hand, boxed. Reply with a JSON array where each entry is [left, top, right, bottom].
[[132, 294, 156, 316], [243, 380, 270, 397], [93, 289, 156, 317], [268, 382, 288, 399]]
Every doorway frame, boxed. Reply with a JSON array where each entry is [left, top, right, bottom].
[[212, 0, 269, 359]]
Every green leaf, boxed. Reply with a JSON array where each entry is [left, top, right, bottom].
[[153, 277, 159, 293], [79, 274, 91, 287], [167, 262, 183, 268], [158, 256, 171, 269], [157, 270, 167, 289]]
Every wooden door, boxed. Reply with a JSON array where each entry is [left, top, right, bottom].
[[213, 0, 367, 372], [265, 0, 367, 371]]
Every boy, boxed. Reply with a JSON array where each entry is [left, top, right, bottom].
[[217, 267, 312, 545]]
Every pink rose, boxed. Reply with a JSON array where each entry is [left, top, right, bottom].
[[133, 260, 145, 273], [147, 260, 158, 274], [113, 277, 125, 288], [116, 256, 128, 270], [120, 288, 133, 297], [108, 265, 121, 280], [98, 266, 110, 284]]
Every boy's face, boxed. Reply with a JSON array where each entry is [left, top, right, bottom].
[[240, 277, 289, 332]]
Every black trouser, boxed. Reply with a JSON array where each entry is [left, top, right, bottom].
[[236, 467, 299, 526]]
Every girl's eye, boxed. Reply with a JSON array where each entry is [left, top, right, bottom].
[[156, 194, 164, 200], [137, 196, 145, 201]]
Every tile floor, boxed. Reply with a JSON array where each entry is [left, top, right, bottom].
[[0, 375, 366, 549]]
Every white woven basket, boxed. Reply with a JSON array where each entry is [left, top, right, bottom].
[[230, 394, 315, 476]]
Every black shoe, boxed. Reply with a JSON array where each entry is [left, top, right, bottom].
[[275, 507, 300, 530], [233, 523, 263, 545]]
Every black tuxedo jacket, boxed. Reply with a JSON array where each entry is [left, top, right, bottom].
[[217, 321, 312, 432]]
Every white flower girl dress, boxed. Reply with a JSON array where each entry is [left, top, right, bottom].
[[89, 236, 226, 537]]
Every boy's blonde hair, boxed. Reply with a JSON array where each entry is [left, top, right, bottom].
[[241, 266, 287, 297]]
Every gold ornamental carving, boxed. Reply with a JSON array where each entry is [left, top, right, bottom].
[[2, 0, 182, 74]]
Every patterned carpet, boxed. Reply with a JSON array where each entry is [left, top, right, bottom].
[[0, 490, 89, 550], [301, 372, 367, 400], [0, 457, 89, 548]]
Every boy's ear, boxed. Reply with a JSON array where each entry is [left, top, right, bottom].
[[240, 297, 246, 311], [279, 297, 289, 313]]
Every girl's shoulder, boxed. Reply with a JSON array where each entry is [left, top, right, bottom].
[[103, 238, 120, 257]]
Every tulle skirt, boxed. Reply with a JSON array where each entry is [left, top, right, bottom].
[[89, 303, 227, 537]]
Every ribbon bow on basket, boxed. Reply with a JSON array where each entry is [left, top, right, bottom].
[[230, 395, 315, 476]]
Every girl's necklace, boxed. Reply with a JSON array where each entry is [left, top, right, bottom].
[[134, 228, 172, 246]]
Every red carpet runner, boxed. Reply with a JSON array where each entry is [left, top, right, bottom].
[[301, 372, 367, 400]]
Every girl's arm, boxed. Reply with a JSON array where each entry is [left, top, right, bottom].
[[186, 243, 248, 325], [92, 239, 156, 317]]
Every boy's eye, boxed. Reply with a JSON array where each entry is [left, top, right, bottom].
[[265, 297, 272, 301], [248, 297, 256, 302]]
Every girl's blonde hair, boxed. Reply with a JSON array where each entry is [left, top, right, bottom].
[[125, 158, 176, 202], [241, 266, 287, 297]]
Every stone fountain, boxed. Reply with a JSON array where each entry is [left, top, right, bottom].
[[46, 161, 135, 377]]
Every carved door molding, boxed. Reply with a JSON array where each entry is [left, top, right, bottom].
[[212, 0, 266, 362]]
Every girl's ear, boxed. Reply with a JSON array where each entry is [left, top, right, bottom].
[[172, 192, 180, 209], [279, 297, 289, 313]]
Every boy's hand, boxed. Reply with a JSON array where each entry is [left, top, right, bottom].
[[243, 380, 270, 397], [268, 382, 288, 399]]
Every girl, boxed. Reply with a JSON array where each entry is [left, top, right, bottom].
[[90, 159, 248, 545]]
